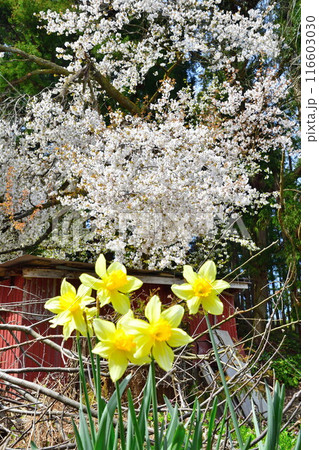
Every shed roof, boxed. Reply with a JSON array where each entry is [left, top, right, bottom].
[[0, 255, 249, 291]]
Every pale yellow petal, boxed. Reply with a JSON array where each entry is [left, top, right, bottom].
[[198, 260, 216, 282], [77, 283, 92, 299], [201, 295, 224, 315], [160, 305, 184, 328], [167, 329, 193, 348], [152, 341, 174, 372], [123, 318, 150, 334], [129, 354, 151, 365], [95, 254, 106, 278], [183, 265, 198, 284], [44, 297, 62, 314], [80, 274, 104, 290], [61, 278, 76, 296], [117, 310, 134, 328], [120, 276, 143, 293], [186, 297, 201, 315], [145, 295, 161, 323], [92, 341, 112, 359], [50, 309, 72, 326], [133, 335, 153, 359], [72, 309, 88, 336], [97, 289, 111, 307], [171, 283, 194, 301], [93, 318, 115, 341], [62, 320, 74, 340], [211, 280, 230, 295], [109, 352, 128, 382], [107, 261, 127, 275], [109, 291, 130, 315]]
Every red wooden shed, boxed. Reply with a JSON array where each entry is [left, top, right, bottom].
[[0, 256, 248, 381]]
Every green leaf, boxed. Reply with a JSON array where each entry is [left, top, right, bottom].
[[138, 369, 152, 444], [126, 388, 144, 450], [216, 403, 228, 450], [164, 398, 180, 445], [206, 397, 218, 450], [95, 375, 131, 450], [242, 436, 252, 450], [190, 399, 202, 450], [171, 424, 186, 450], [78, 407, 94, 450], [294, 430, 301, 450], [30, 442, 38, 450], [72, 419, 85, 450]]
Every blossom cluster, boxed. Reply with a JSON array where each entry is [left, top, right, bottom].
[[0, 0, 299, 267], [45, 255, 229, 381]]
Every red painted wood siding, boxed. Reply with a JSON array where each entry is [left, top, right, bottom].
[[0, 276, 73, 381], [0, 277, 24, 376]]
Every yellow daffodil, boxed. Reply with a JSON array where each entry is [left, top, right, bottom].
[[44, 279, 96, 340], [171, 260, 230, 315], [80, 254, 143, 315], [92, 312, 150, 382], [123, 295, 193, 372]]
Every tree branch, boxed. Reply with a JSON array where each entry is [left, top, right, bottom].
[[90, 62, 141, 115], [0, 44, 70, 76], [0, 44, 142, 115]]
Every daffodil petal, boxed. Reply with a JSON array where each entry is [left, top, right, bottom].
[[95, 254, 106, 278], [201, 295, 224, 315], [93, 318, 115, 341], [171, 283, 194, 300], [61, 279, 76, 296], [145, 295, 161, 323], [77, 283, 92, 298], [124, 318, 150, 334], [133, 335, 153, 359], [109, 352, 128, 382], [44, 297, 62, 313], [183, 265, 198, 284], [109, 291, 130, 314], [212, 280, 230, 295], [168, 328, 193, 347], [50, 309, 71, 326], [198, 260, 216, 281], [161, 305, 184, 328], [120, 276, 143, 293], [92, 341, 112, 359], [80, 274, 104, 290], [152, 341, 174, 372], [72, 309, 87, 336], [130, 354, 151, 365], [62, 320, 74, 340], [107, 261, 126, 274], [85, 307, 97, 320], [186, 297, 201, 315], [117, 310, 134, 328], [97, 289, 111, 307]]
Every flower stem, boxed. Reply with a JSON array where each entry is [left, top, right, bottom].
[[150, 357, 160, 450], [115, 380, 126, 450], [76, 333, 96, 443], [205, 315, 244, 449]]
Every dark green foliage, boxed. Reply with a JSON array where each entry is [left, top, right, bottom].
[[0, 0, 71, 96], [271, 355, 301, 388]]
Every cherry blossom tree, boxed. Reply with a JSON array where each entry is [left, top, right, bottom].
[[0, 0, 297, 269]]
